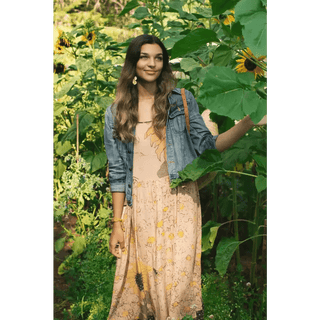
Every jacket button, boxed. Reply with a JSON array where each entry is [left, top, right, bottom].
[[128, 184, 131, 188], [128, 150, 131, 154], [129, 167, 132, 171]]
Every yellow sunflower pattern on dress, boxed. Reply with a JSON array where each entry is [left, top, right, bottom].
[[107, 123, 204, 320]]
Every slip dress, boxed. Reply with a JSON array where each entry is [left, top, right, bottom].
[[107, 121, 204, 320]]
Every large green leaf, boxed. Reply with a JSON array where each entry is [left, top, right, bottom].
[[82, 151, 107, 173], [94, 95, 114, 110], [209, 0, 241, 15], [92, 152, 107, 172], [170, 149, 223, 188], [198, 66, 266, 121], [118, 0, 140, 16], [54, 159, 66, 179], [235, 0, 267, 56], [55, 140, 72, 156], [215, 237, 241, 276], [171, 29, 219, 59], [76, 58, 93, 74], [194, 7, 213, 18], [213, 45, 233, 67], [98, 207, 112, 219], [252, 154, 266, 169], [162, 35, 185, 50], [61, 111, 95, 142], [202, 220, 221, 252], [54, 75, 80, 100], [54, 102, 65, 117], [180, 58, 201, 72], [132, 7, 150, 20]]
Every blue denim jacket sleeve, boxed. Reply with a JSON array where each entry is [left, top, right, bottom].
[[104, 106, 126, 192], [185, 90, 219, 155]]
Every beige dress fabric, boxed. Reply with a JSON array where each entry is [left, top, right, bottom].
[[107, 122, 204, 320]]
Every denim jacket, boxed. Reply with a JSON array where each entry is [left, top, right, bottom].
[[103, 88, 218, 207]]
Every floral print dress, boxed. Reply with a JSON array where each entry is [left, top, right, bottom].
[[107, 121, 204, 320]]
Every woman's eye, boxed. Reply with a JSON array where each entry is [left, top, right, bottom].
[[156, 57, 163, 61], [140, 56, 148, 59]]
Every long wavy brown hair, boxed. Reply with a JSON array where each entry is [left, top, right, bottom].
[[112, 34, 176, 143]]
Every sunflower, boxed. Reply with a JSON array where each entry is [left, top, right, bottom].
[[54, 29, 70, 54], [235, 47, 266, 79], [54, 62, 65, 74], [81, 30, 96, 46], [213, 9, 235, 25]]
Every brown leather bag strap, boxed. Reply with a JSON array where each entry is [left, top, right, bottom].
[[181, 88, 190, 133]]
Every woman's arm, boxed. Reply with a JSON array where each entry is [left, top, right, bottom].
[[215, 115, 267, 152]]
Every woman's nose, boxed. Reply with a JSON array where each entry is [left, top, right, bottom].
[[148, 58, 156, 67]]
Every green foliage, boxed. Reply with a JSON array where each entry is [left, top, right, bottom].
[[171, 28, 219, 59], [235, 0, 267, 56], [198, 66, 266, 123], [202, 220, 221, 252], [210, 0, 241, 15]]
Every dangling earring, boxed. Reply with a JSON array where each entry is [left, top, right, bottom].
[[132, 76, 137, 85]]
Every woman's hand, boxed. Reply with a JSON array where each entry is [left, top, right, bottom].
[[109, 223, 125, 258]]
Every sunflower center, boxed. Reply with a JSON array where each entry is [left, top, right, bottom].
[[87, 33, 93, 41], [244, 58, 257, 71]]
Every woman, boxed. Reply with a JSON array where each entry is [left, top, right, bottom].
[[104, 34, 266, 320]]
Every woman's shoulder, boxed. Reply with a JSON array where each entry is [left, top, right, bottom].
[[105, 102, 117, 123], [169, 88, 195, 106]]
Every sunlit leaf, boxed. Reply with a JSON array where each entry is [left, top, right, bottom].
[[180, 58, 201, 72], [54, 159, 67, 179], [55, 237, 66, 253], [72, 236, 86, 257], [202, 220, 221, 252], [54, 76, 80, 100]]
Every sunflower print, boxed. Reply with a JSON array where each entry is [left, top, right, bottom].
[[126, 257, 153, 295], [144, 126, 166, 161], [81, 30, 96, 46], [235, 47, 266, 79]]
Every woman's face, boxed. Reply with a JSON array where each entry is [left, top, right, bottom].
[[136, 43, 163, 84]]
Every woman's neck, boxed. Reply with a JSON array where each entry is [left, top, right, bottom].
[[137, 81, 157, 100]]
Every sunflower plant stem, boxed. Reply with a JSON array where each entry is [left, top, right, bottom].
[[224, 170, 257, 178], [250, 192, 260, 287], [232, 175, 241, 267]]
